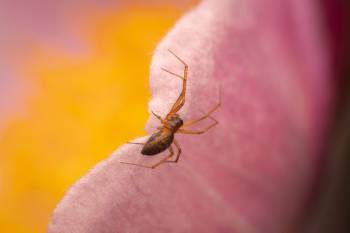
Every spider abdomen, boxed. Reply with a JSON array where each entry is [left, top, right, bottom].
[[141, 130, 174, 156]]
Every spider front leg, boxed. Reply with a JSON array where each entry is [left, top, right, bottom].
[[162, 50, 188, 120]]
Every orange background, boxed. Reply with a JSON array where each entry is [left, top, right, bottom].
[[0, 1, 196, 232]]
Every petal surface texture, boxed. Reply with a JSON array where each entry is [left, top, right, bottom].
[[48, 0, 332, 233]]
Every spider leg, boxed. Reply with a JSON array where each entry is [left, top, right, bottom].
[[120, 146, 174, 169], [177, 115, 218, 135], [127, 142, 145, 145], [168, 49, 188, 66], [166, 138, 182, 163], [161, 68, 183, 80], [163, 50, 188, 119], [182, 103, 221, 128], [150, 145, 174, 168], [151, 110, 166, 124]]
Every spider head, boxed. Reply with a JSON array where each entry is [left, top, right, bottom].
[[167, 114, 183, 131]]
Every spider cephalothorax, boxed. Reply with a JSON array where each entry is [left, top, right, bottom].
[[166, 114, 183, 131]]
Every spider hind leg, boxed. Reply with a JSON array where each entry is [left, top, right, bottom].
[[120, 145, 174, 169]]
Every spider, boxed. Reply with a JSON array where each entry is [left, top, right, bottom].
[[120, 49, 220, 169]]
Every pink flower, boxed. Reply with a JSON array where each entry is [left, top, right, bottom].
[[48, 0, 336, 232]]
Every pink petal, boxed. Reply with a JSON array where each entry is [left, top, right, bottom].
[[48, 1, 333, 233]]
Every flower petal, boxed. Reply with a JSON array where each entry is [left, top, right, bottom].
[[48, 1, 333, 232]]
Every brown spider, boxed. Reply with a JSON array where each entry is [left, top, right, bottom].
[[120, 50, 220, 169]]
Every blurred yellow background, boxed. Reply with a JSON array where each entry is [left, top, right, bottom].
[[0, 2, 196, 232]]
